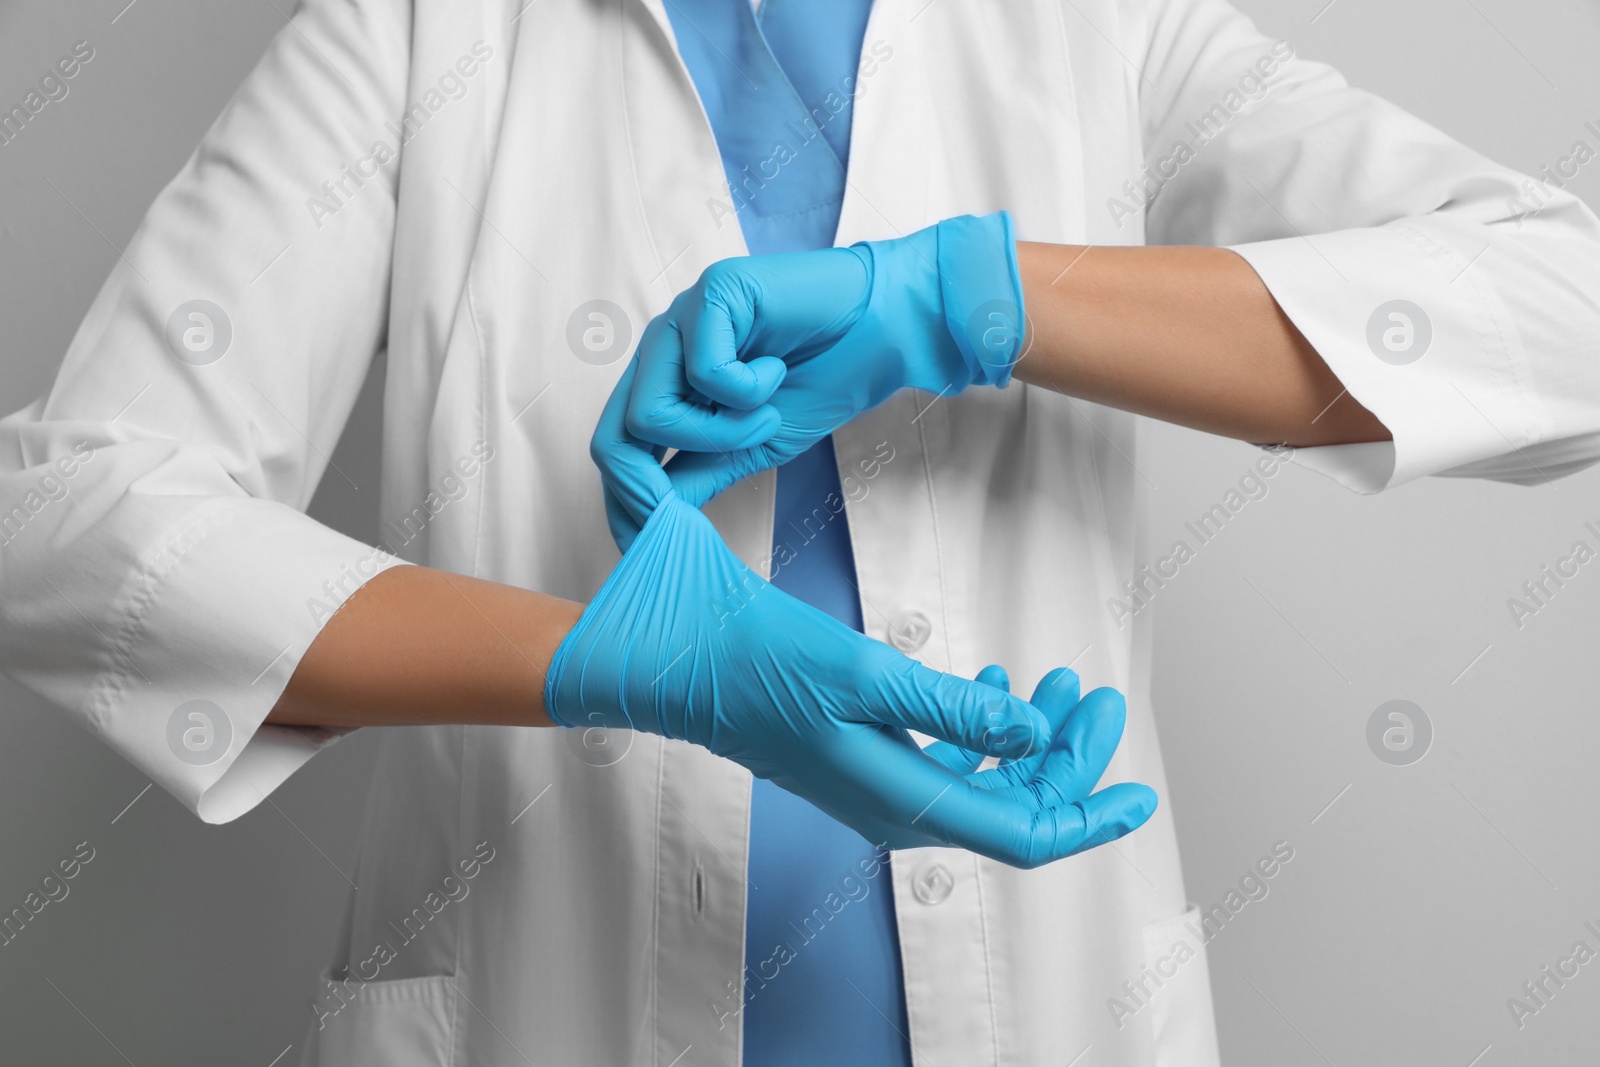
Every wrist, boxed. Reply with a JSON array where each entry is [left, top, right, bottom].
[[543, 497, 693, 734], [935, 211, 1026, 388], [543, 493, 731, 743], [852, 212, 1027, 397], [851, 227, 965, 396]]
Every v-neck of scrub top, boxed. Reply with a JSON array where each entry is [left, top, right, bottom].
[[660, 2, 913, 1065]]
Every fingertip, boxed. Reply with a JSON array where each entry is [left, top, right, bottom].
[[1079, 686, 1127, 723], [974, 663, 1010, 693], [1093, 783, 1159, 839], [745, 355, 788, 399], [1031, 667, 1080, 708], [1112, 783, 1159, 825], [745, 404, 783, 446], [912, 668, 1044, 759]]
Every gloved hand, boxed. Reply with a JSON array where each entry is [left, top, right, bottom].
[[598, 212, 1025, 548], [552, 384, 1157, 868]]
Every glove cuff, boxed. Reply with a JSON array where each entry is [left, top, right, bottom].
[[543, 495, 688, 733], [936, 211, 1026, 388], [542, 626, 579, 728]]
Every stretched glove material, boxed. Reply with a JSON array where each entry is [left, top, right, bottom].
[[546, 488, 1156, 866]]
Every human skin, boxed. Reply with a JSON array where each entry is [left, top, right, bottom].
[[266, 241, 1387, 730], [1011, 242, 1389, 447]]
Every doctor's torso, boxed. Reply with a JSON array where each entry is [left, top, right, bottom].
[[300, 2, 1206, 1064]]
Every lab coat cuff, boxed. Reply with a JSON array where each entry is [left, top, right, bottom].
[[1231, 226, 1545, 494], [91, 499, 408, 824]]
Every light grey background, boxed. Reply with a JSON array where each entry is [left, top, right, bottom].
[[2, 1, 1597, 1064]]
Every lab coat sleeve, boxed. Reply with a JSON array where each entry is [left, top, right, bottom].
[[1132, 0, 1600, 491], [0, 0, 413, 823]]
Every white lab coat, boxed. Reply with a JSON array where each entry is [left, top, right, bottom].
[[4, 0, 1599, 1063]]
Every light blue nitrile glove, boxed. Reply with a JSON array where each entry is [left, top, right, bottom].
[[599, 212, 1025, 548], [553, 385, 1157, 868]]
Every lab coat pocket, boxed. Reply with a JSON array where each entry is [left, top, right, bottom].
[[1140, 906, 1221, 1067], [301, 972, 457, 1067]]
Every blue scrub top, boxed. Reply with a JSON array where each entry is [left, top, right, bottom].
[[659, 2, 914, 1064]]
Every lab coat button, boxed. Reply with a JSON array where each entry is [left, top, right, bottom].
[[888, 610, 932, 654], [911, 862, 954, 905]]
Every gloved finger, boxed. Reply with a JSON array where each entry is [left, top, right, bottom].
[[895, 765, 1156, 870], [590, 353, 674, 540], [968, 667, 1082, 787], [991, 667, 1078, 776], [623, 315, 782, 452], [681, 291, 788, 410], [921, 664, 1011, 774], [964, 783, 1159, 866], [977, 663, 1010, 693], [810, 723, 1154, 868], [627, 319, 784, 450], [663, 446, 770, 511], [1048, 783, 1160, 860], [1030, 667, 1077, 728], [1035, 685, 1126, 797], [633, 397, 782, 454], [867, 660, 1050, 763], [601, 482, 644, 554], [967, 685, 1125, 803]]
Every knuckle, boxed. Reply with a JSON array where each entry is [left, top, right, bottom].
[[685, 358, 725, 394], [1007, 839, 1042, 870], [695, 258, 737, 296]]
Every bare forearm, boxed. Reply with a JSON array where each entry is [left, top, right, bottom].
[[266, 565, 583, 728], [1014, 242, 1390, 447], [266, 244, 1378, 729]]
